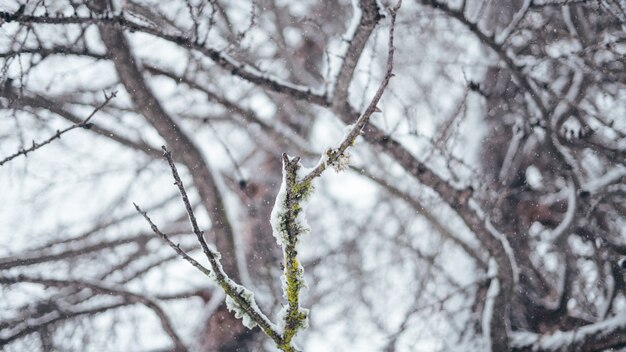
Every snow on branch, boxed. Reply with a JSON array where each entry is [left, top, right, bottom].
[[494, 0, 531, 45], [269, 4, 401, 349], [134, 2, 401, 349], [482, 261, 500, 352], [0, 9, 326, 106], [135, 146, 282, 346], [582, 165, 626, 195], [547, 177, 577, 244], [270, 154, 312, 351], [512, 314, 626, 351], [301, 0, 400, 185]]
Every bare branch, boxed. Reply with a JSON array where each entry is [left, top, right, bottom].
[[0, 231, 186, 270], [159, 146, 222, 271], [330, 0, 384, 108], [5, 91, 161, 158], [0, 90, 117, 166], [302, 1, 401, 184], [0, 302, 131, 346], [271, 6, 402, 350], [352, 166, 487, 268], [135, 146, 283, 346], [133, 203, 213, 278], [0, 275, 187, 351], [0, 10, 326, 105]]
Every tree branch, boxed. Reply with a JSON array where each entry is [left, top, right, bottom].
[[4, 91, 161, 159], [270, 5, 402, 350], [0, 275, 187, 351], [0, 90, 116, 166], [0, 9, 326, 105], [135, 146, 283, 346], [330, 0, 384, 108], [512, 314, 626, 351], [302, 1, 400, 184], [91, 12, 241, 279]]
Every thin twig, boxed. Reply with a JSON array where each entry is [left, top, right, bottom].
[[0, 10, 326, 105], [205, 122, 246, 183], [133, 203, 213, 277], [275, 4, 403, 350], [0, 90, 117, 166], [135, 146, 282, 344], [0, 275, 187, 351], [160, 146, 216, 264], [302, 0, 401, 184], [0, 302, 131, 346]]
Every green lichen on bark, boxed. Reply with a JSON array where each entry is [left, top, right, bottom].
[[290, 178, 313, 204], [281, 256, 308, 348], [324, 148, 351, 173], [274, 154, 311, 350]]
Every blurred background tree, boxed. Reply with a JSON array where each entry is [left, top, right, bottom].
[[0, 0, 624, 351]]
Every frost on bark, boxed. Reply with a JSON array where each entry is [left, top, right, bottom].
[[0, 0, 625, 351]]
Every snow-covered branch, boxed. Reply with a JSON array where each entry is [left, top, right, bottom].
[[136, 146, 282, 346], [512, 314, 626, 351], [0, 9, 327, 106]]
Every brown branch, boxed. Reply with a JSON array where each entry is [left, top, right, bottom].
[[23, 192, 180, 253], [0, 302, 131, 346], [302, 0, 401, 184], [0, 275, 188, 351], [93, 17, 240, 278], [143, 65, 314, 157], [0, 231, 187, 270], [1, 10, 327, 105], [330, 0, 384, 108], [0, 46, 108, 60], [160, 146, 222, 273], [5, 92, 161, 159], [135, 146, 283, 345], [133, 203, 213, 278], [0, 90, 117, 166]]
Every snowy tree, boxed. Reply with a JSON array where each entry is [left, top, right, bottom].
[[0, 0, 624, 351]]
